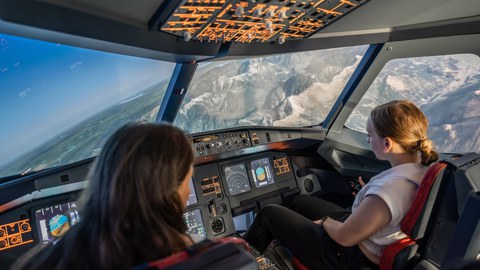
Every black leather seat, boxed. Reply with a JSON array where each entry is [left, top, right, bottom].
[[380, 153, 480, 270], [379, 161, 448, 270]]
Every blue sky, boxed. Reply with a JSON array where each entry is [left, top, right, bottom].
[[0, 33, 175, 167]]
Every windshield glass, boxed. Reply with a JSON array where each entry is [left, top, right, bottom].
[[0, 33, 175, 178], [345, 54, 480, 153], [174, 45, 369, 133]]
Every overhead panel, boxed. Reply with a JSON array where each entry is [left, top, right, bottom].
[[159, 0, 370, 43]]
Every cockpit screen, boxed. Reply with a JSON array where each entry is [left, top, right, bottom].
[[182, 209, 206, 240], [224, 163, 251, 196], [251, 157, 275, 188], [186, 178, 197, 206], [34, 201, 80, 245]]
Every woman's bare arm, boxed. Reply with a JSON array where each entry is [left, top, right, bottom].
[[317, 195, 391, 247]]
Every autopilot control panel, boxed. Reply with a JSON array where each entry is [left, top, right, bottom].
[[191, 131, 251, 157]]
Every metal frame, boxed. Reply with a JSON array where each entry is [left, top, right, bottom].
[[322, 43, 383, 131], [156, 63, 198, 123]]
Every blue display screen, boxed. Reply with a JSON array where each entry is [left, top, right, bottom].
[[34, 201, 80, 245], [250, 157, 275, 188]]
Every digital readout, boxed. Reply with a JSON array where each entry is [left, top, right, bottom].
[[192, 135, 220, 143]]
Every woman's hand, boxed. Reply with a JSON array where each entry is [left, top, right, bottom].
[[351, 176, 366, 196], [313, 216, 328, 226]]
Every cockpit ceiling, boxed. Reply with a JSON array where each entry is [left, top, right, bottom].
[[156, 0, 369, 44], [1, 0, 479, 62]]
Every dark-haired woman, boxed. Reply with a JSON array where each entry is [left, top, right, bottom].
[[244, 100, 439, 269], [13, 123, 195, 270]]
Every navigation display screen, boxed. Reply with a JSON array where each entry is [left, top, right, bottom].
[[251, 157, 275, 188], [183, 209, 206, 239], [34, 201, 80, 245], [186, 178, 197, 206], [224, 163, 251, 196]]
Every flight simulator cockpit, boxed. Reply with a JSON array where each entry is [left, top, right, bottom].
[[1, 0, 480, 269]]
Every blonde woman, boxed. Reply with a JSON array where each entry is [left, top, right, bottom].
[[245, 100, 439, 270]]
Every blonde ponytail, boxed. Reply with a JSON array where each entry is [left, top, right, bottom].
[[418, 139, 439, 166], [371, 100, 439, 166]]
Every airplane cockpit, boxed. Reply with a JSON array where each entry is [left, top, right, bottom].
[[1, 0, 480, 269]]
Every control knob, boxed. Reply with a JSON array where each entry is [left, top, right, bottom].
[[205, 143, 214, 149], [21, 223, 30, 231], [217, 203, 227, 215]]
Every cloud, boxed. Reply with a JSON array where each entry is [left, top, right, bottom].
[[14, 62, 20, 66], [19, 88, 31, 98], [0, 38, 7, 51], [69, 61, 82, 70], [1, 67, 8, 72]]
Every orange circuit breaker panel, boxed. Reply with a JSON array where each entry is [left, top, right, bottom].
[[159, 0, 370, 43], [0, 219, 33, 251]]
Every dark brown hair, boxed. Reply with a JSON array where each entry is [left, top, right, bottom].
[[371, 100, 439, 166], [13, 122, 195, 270]]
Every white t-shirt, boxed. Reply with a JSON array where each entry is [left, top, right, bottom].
[[351, 163, 428, 256]]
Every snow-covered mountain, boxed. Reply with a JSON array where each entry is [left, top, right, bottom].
[[176, 51, 480, 153], [347, 54, 480, 153], [175, 46, 368, 132]]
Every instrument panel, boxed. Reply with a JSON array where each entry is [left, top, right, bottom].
[[0, 193, 79, 267], [0, 127, 319, 268], [0, 153, 297, 267], [159, 0, 370, 44]]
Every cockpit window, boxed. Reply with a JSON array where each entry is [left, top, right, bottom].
[[0, 34, 175, 178], [174, 45, 369, 133], [345, 54, 480, 153]]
